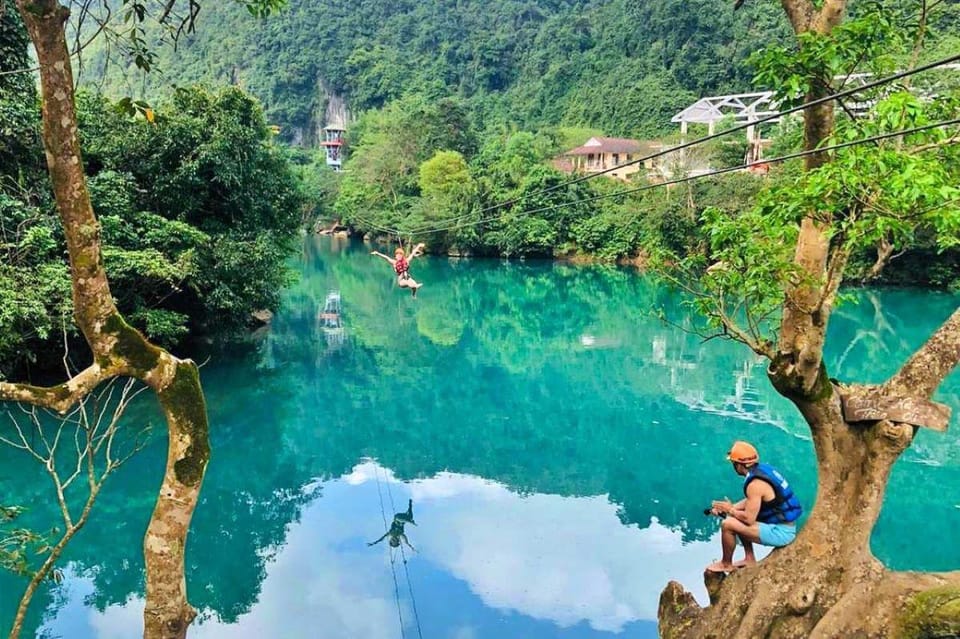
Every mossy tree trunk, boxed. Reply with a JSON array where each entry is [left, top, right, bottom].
[[661, 312, 960, 638], [1, 2, 209, 638], [659, 1, 960, 637]]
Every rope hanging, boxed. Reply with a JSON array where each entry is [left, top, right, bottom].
[[381, 465, 424, 639], [374, 463, 406, 639]]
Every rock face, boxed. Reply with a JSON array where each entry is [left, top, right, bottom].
[[311, 79, 350, 146], [322, 84, 350, 131], [283, 79, 351, 147], [251, 309, 273, 325]]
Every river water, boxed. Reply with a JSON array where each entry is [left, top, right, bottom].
[[2, 236, 959, 638]]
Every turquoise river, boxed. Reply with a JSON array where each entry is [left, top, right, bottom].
[[2, 236, 959, 639]]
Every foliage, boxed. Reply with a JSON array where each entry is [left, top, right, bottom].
[[80, 86, 304, 342], [0, 1, 41, 185], [0, 507, 51, 580], [752, 7, 905, 107], [81, 0, 796, 142], [334, 94, 476, 230], [658, 78, 960, 351], [0, 79, 303, 376], [292, 151, 342, 227]]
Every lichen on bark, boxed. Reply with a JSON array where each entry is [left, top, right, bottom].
[[897, 586, 960, 639], [158, 361, 209, 487], [100, 314, 162, 374], [768, 356, 833, 402]]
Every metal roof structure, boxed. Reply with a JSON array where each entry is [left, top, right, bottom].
[[670, 91, 781, 127], [672, 64, 960, 128]]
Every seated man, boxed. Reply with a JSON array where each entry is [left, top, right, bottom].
[[706, 440, 803, 573]]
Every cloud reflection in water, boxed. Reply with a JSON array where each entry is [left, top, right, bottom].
[[44, 462, 731, 639]]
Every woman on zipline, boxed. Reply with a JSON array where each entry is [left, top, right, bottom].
[[371, 243, 425, 297]]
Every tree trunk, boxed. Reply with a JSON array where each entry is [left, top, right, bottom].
[[658, 2, 960, 637], [11, 3, 209, 638], [659, 379, 960, 639], [661, 306, 960, 638]]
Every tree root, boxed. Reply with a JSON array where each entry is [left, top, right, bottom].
[[659, 565, 960, 639], [658, 581, 703, 639]]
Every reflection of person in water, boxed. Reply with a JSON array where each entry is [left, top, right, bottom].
[[368, 499, 417, 551]]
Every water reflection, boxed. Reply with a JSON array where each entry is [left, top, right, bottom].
[[368, 497, 417, 551], [46, 463, 727, 638], [2, 236, 959, 638]]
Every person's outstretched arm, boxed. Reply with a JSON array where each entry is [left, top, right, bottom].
[[368, 531, 389, 546], [370, 251, 394, 264], [400, 533, 416, 553], [406, 243, 426, 262]]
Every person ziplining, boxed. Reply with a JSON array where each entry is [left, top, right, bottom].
[[371, 243, 426, 298], [369, 498, 417, 551]]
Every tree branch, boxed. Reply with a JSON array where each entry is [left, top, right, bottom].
[[0, 365, 110, 413], [815, 232, 853, 315], [862, 236, 895, 282], [718, 297, 776, 359], [886, 307, 960, 398]]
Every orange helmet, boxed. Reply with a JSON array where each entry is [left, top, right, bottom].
[[727, 441, 759, 465]]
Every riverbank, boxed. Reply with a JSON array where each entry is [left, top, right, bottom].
[[317, 225, 960, 290]]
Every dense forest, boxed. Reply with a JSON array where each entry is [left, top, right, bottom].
[[86, 0, 798, 142], [0, 4, 304, 377]]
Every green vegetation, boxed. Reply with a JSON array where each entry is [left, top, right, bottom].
[[0, 507, 48, 580], [84, 0, 795, 142], [4, 0, 960, 378], [897, 586, 960, 639], [0, 3, 303, 377], [0, 3, 66, 376], [315, 2, 960, 288]]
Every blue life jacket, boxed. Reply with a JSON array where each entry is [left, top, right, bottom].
[[743, 462, 803, 524]]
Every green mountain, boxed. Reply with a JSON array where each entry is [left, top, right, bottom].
[[82, 0, 794, 145]]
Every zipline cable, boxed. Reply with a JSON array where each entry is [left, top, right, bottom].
[[351, 213, 403, 236], [415, 117, 960, 235], [374, 463, 407, 639], [347, 53, 960, 240], [399, 545, 424, 639], [403, 52, 960, 233]]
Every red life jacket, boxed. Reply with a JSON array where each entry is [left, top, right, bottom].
[[394, 256, 409, 276]]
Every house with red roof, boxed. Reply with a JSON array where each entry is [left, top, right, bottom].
[[559, 137, 668, 180]]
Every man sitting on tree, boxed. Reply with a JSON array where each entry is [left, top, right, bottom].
[[706, 441, 803, 573]]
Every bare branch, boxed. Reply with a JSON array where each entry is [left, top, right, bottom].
[[717, 299, 777, 360], [0, 412, 34, 454], [157, 0, 177, 24], [886, 307, 960, 398]]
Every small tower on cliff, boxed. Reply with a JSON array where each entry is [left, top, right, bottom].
[[320, 120, 346, 171]]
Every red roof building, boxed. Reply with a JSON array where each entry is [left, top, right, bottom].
[[560, 137, 668, 180]]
